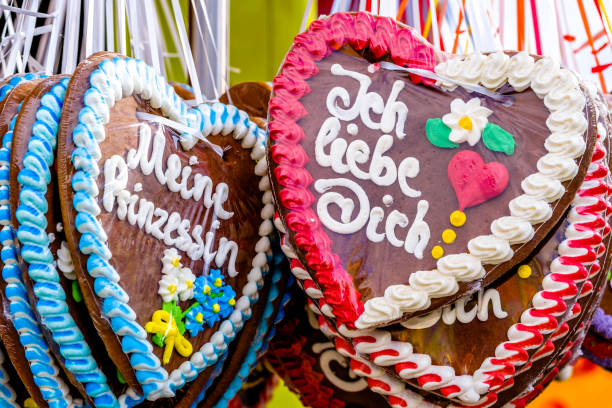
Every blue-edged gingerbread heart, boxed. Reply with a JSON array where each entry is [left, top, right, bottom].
[[53, 53, 275, 403]]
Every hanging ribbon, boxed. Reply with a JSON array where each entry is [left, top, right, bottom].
[[451, 0, 465, 54], [517, 0, 525, 51], [529, 0, 542, 54], [171, 0, 204, 105], [135, 111, 224, 157], [378, 61, 514, 105], [577, 0, 607, 92], [43, 0, 66, 75], [593, 0, 612, 55], [397, 0, 410, 22]]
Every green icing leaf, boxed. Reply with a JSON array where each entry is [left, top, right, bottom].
[[162, 301, 186, 335], [71, 280, 82, 302], [152, 333, 164, 347], [116, 368, 126, 385], [482, 123, 516, 155], [425, 118, 458, 149]]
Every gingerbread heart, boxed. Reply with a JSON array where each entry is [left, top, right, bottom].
[[279, 152, 609, 406], [268, 11, 609, 408], [268, 12, 597, 331], [55, 54, 275, 403], [0, 75, 91, 408]]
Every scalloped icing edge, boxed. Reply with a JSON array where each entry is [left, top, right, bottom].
[[0, 74, 86, 407], [14, 76, 141, 407], [68, 56, 274, 402], [267, 11, 592, 330], [274, 129, 610, 405]]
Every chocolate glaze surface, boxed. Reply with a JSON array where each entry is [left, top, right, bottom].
[[9, 75, 128, 399], [57, 53, 268, 392], [277, 49, 596, 321]]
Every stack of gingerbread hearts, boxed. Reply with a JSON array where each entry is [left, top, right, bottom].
[[267, 11, 612, 408], [0, 51, 285, 407], [581, 91, 612, 373]]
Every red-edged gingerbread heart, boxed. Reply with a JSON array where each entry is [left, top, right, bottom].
[[267, 11, 608, 408]]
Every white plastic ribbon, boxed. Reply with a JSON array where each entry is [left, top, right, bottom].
[[135, 111, 224, 157], [171, 0, 204, 105], [378, 61, 515, 106]]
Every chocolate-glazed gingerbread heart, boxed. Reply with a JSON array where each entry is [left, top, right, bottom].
[[0, 76, 88, 407], [9, 74, 136, 406], [268, 11, 608, 407], [314, 82, 611, 408], [56, 53, 274, 402], [268, 12, 597, 332]]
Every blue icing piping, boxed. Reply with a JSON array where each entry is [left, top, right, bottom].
[[14, 78, 137, 407], [207, 245, 294, 408], [0, 73, 77, 407], [69, 56, 271, 401]]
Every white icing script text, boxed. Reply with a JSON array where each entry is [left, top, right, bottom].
[[316, 63, 430, 258]]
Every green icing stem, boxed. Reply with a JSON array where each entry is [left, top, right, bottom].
[[117, 369, 126, 385]]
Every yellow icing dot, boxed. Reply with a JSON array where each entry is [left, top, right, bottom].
[[442, 229, 456, 244], [518, 264, 532, 279], [213, 303, 221, 313], [203, 285, 211, 294], [450, 210, 466, 227], [171, 257, 180, 268], [431, 245, 444, 259], [24, 398, 38, 408], [186, 280, 193, 289], [459, 116, 473, 130], [214, 277, 223, 287], [168, 284, 177, 294], [195, 312, 204, 324], [229, 298, 236, 306]]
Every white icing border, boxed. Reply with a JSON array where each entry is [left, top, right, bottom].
[[356, 51, 589, 328]]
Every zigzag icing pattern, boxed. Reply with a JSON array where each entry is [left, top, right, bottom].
[[275, 136, 609, 407], [0, 75, 81, 408], [267, 11, 592, 331], [13, 77, 120, 407], [0, 73, 39, 408], [71, 57, 273, 401]]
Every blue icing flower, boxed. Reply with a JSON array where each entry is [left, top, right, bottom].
[[191, 269, 236, 328], [216, 286, 236, 319], [185, 304, 206, 336], [193, 275, 212, 304]]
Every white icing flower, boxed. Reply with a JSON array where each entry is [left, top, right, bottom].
[[158, 273, 180, 303], [177, 267, 196, 301], [162, 248, 182, 275], [442, 98, 492, 146]]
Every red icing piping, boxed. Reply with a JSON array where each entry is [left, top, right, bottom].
[[270, 10, 608, 405], [269, 11, 436, 328]]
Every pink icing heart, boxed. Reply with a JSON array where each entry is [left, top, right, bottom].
[[448, 150, 509, 211]]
